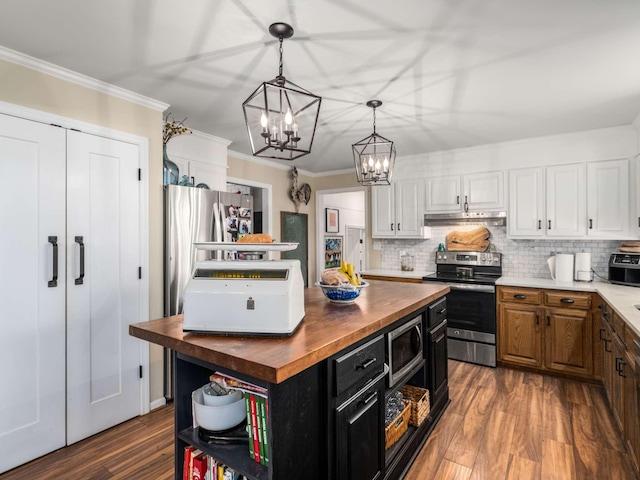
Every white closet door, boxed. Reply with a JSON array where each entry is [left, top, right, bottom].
[[66, 130, 141, 444], [0, 114, 66, 473]]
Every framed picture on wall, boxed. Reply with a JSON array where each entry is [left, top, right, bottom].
[[325, 208, 339, 233], [324, 236, 343, 269]]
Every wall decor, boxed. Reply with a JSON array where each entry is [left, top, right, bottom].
[[324, 236, 343, 269], [281, 212, 309, 287], [288, 167, 311, 213], [325, 207, 339, 233]]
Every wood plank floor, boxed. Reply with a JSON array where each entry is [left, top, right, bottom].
[[1, 361, 637, 480]]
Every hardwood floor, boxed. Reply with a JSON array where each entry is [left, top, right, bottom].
[[1, 361, 636, 480]]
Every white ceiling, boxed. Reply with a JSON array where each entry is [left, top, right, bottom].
[[2, 0, 640, 173]]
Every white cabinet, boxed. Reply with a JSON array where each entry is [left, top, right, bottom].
[[371, 179, 423, 238], [509, 164, 586, 238], [586, 159, 629, 238], [546, 163, 586, 237], [166, 132, 230, 190], [0, 114, 144, 473], [425, 171, 504, 212]]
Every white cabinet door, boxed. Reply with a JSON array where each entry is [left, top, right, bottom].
[[189, 159, 227, 191], [587, 159, 629, 238], [425, 176, 461, 212], [0, 115, 66, 473], [395, 179, 423, 237], [508, 168, 545, 237], [546, 164, 586, 237], [464, 171, 504, 211], [66, 131, 142, 444], [371, 185, 395, 237]]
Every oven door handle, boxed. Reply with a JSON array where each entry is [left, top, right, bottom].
[[443, 283, 495, 293]]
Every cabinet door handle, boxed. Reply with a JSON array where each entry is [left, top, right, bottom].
[[589, 218, 593, 229], [397, 223, 400, 231], [598, 303, 604, 310], [548, 220, 552, 230], [605, 339, 612, 353], [358, 391, 378, 407], [391, 223, 394, 231], [456, 195, 460, 205], [191, 176, 195, 185], [356, 358, 376, 371], [75, 236, 85, 285], [547, 315, 551, 326], [536, 312, 539, 325], [599, 328, 606, 341], [616, 358, 626, 377], [514, 294, 526, 299], [560, 298, 574, 304], [464, 195, 469, 212], [603, 311, 611, 319], [48, 236, 58, 288], [538, 220, 542, 230]]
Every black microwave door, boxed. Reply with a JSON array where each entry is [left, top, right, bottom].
[[391, 325, 422, 372]]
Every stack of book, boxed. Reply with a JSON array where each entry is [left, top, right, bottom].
[[209, 372, 269, 467], [183, 446, 247, 480]]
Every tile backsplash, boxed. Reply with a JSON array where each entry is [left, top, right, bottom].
[[378, 226, 620, 280]]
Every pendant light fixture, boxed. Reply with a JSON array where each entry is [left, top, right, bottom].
[[242, 22, 322, 161], [352, 100, 396, 186]]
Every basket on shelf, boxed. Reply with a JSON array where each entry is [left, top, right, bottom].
[[401, 385, 430, 427], [385, 399, 411, 449]]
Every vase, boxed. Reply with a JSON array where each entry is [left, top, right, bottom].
[[163, 145, 179, 185]]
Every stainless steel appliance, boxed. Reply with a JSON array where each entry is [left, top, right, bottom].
[[422, 251, 502, 367], [386, 314, 424, 388], [609, 252, 640, 286], [163, 184, 253, 399]]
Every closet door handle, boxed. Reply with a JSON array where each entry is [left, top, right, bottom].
[[75, 236, 85, 285], [48, 236, 58, 287]]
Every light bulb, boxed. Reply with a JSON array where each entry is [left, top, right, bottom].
[[260, 112, 268, 129], [368, 156, 374, 169], [285, 109, 293, 127], [383, 157, 389, 173], [375, 159, 381, 174]]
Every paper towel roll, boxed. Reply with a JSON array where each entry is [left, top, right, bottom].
[[555, 254, 574, 282], [575, 252, 592, 282]]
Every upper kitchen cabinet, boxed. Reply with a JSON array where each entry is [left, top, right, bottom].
[[509, 159, 633, 239], [425, 171, 504, 213], [371, 179, 423, 238], [586, 159, 629, 238]]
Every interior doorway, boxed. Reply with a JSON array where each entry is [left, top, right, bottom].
[[345, 226, 366, 272]]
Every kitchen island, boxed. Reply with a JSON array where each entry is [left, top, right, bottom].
[[130, 280, 449, 480]]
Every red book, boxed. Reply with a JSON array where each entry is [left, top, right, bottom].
[[183, 446, 194, 480], [192, 453, 207, 480], [250, 394, 261, 463]]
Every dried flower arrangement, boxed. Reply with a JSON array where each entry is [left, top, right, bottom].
[[163, 112, 192, 145]]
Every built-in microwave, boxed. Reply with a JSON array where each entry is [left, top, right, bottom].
[[386, 314, 424, 388]]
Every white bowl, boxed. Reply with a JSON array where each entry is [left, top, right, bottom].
[[192, 387, 246, 432], [202, 384, 242, 407]]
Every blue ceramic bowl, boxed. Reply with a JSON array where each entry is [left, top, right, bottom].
[[315, 281, 368, 304]]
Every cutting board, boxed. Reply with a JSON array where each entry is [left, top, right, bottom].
[[445, 226, 491, 252]]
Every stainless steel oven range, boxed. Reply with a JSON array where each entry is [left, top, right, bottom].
[[422, 251, 502, 367]]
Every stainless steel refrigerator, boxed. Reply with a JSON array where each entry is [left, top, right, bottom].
[[163, 184, 253, 399]]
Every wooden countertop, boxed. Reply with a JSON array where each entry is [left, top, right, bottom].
[[130, 280, 448, 384]]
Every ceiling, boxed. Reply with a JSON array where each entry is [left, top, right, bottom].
[[2, 0, 640, 173]]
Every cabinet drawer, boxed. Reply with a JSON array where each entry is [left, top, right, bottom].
[[544, 291, 591, 310], [498, 287, 542, 305], [334, 335, 384, 396], [428, 297, 447, 328]]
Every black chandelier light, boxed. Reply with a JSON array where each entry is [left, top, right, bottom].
[[352, 100, 396, 186], [242, 23, 322, 161]]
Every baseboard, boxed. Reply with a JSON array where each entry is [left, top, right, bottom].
[[150, 397, 167, 411]]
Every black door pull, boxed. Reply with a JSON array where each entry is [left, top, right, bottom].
[[75, 236, 85, 285], [560, 298, 574, 304], [48, 236, 58, 287], [514, 294, 526, 299]]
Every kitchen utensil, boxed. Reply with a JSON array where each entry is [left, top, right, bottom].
[[192, 387, 246, 431], [547, 254, 574, 282]]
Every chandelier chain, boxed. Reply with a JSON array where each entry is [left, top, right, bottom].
[[278, 36, 284, 77], [372, 106, 377, 134]]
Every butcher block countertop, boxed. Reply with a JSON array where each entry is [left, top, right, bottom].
[[130, 280, 449, 384]]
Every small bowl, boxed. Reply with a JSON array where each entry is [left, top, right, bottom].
[[315, 281, 368, 304], [192, 387, 246, 432]]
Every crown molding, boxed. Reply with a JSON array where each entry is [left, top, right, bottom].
[[0, 45, 169, 112], [227, 149, 353, 178], [190, 129, 232, 147]]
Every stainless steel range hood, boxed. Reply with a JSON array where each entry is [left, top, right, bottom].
[[424, 211, 507, 227]]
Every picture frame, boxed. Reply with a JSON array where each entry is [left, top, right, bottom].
[[324, 236, 343, 269], [325, 207, 340, 233]]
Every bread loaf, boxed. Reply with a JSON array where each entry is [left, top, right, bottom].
[[237, 233, 274, 244], [321, 269, 349, 286]]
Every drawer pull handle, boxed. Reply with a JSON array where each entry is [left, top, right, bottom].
[[513, 294, 526, 299], [560, 298, 574, 304], [356, 358, 376, 370], [358, 391, 377, 407], [438, 308, 446, 315]]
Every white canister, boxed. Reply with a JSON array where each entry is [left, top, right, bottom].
[[555, 254, 574, 282]]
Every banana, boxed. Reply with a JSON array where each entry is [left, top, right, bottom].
[[338, 261, 361, 286]]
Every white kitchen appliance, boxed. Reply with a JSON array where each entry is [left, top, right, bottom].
[[547, 254, 574, 282], [182, 243, 304, 335]]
